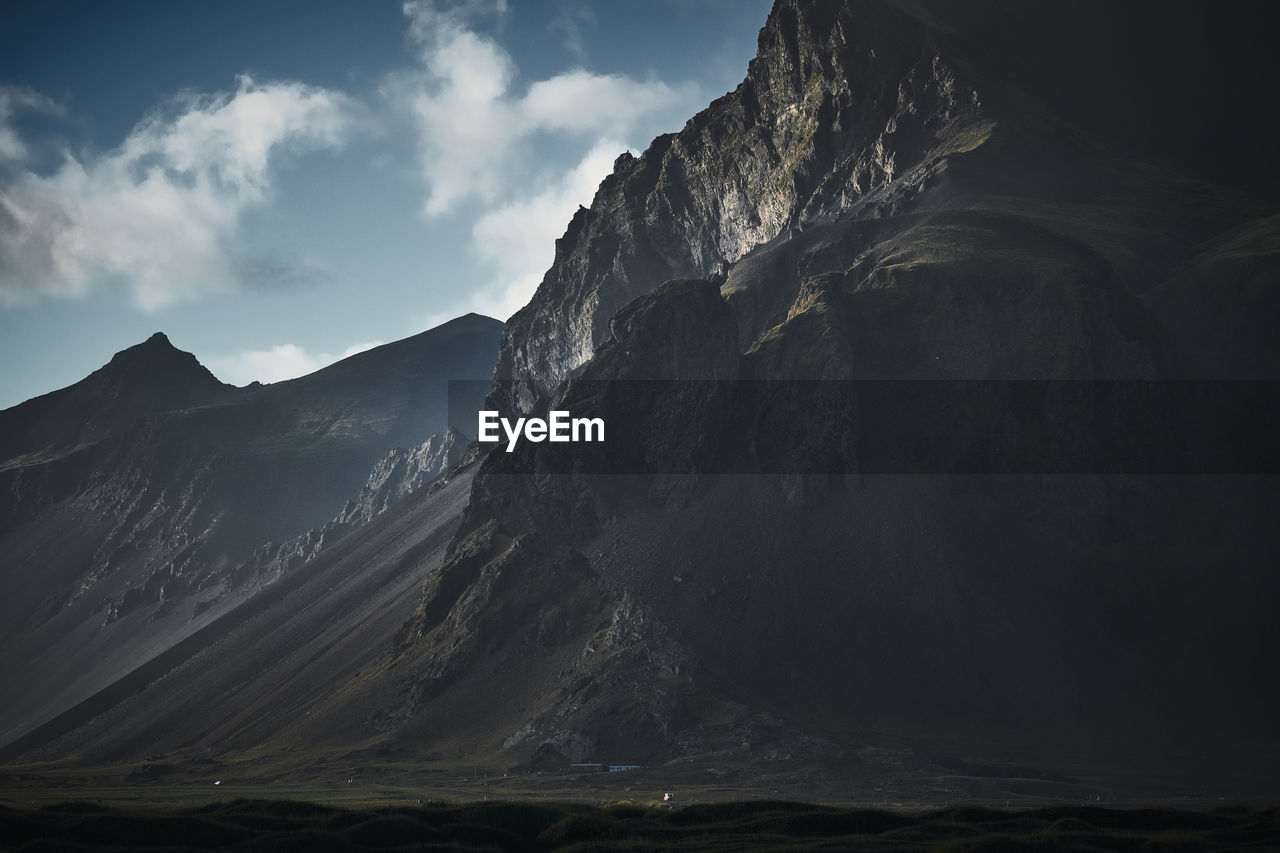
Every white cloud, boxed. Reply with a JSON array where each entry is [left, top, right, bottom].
[[338, 340, 385, 360], [522, 70, 692, 135], [0, 76, 352, 310], [393, 0, 702, 320], [209, 338, 385, 386], [214, 343, 320, 384], [0, 3, 704, 331], [470, 139, 627, 320], [395, 0, 698, 218], [395, 0, 516, 215]]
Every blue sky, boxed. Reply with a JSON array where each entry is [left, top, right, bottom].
[[0, 0, 772, 409]]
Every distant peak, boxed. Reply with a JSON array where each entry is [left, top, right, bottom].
[[427, 313, 502, 332], [102, 332, 222, 390], [113, 332, 183, 363]]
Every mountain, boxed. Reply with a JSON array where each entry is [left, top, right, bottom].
[[404, 0, 1280, 772], [3, 0, 1277, 798], [0, 314, 501, 749], [0, 332, 233, 465], [493, 0, 1279, 407]]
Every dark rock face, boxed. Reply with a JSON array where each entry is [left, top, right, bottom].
[[494, 0, 1275, 410], [405, 0, 1280, 767], [0, 314, 501, 747], [493, 0, 986, 411]]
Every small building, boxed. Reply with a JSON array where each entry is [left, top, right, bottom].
[[608, 764, 641, 772], [569, 763, 604, 773]]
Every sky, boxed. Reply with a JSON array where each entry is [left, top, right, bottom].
[[0, 0, 773, 409]]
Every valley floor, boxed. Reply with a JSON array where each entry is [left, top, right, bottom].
[[0, 794, 1276, 851]]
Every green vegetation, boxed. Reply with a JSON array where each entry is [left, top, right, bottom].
[[863, 215, 1102, 288], [0, 798, 1274, 851]]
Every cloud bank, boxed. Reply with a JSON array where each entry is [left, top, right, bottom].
[[209, 339, 384, 386], [393, 0, 703, 320], [0, 1, 704, 340], [0, 76, 351, 310]]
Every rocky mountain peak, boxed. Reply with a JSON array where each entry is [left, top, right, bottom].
[[0, 333, 231, 464], [100, 332, 222, 391], [491, 0, 982, 412]]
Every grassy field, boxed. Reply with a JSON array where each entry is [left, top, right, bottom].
[[0, 796, 1277, 851], [5, 725, 1277, 848]]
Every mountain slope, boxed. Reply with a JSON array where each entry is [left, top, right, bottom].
[[0, 314, 501, 749], [419, 0, 1280, 769], [1145, 213, 1280, 378], [2, 460, 477, 768]]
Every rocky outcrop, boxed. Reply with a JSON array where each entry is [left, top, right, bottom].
[[493, 0, 1273, 413], [241, 429, 466, 585], [493, 0, 986, 412]]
